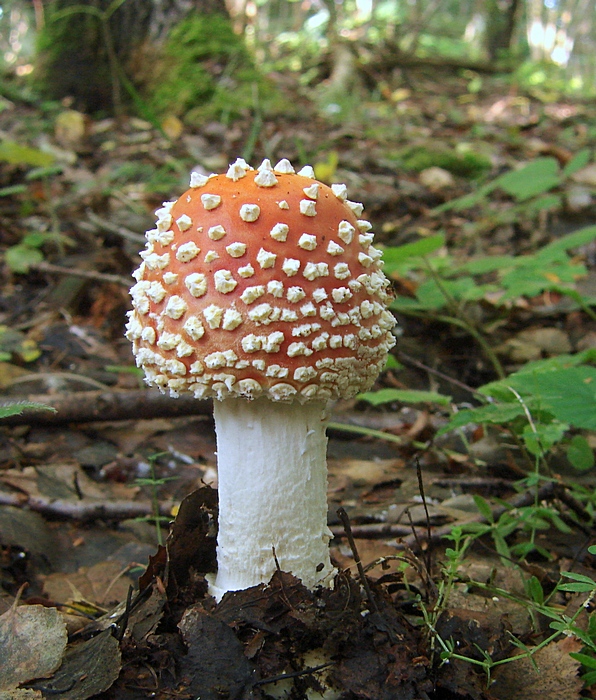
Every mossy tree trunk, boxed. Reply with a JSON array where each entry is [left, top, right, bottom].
[[485, 0, 521, 62], [34, 0, 229, 115]]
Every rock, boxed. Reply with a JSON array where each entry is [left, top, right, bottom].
[[419, 166, 455, 191]]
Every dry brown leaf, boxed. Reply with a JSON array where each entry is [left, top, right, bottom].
[[0, 604, 67, 691], [0, 464, 139, 503], [0, 689, 43, 698], [329, 458, 405, 487], [490, 637, 583, 700], [43, 561, 132, 608]]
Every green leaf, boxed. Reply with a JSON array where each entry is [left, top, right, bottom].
[[382, 233, 445, 268], [25, 165, 64, 180], [567, 435, 595, 471], [384, 355, 403, 370], [390, 297, 434, 312], [473, 494, 494, 523], [432, 183, 495, 213], [0, 401, 56, 419], [562, 148, 592, 177], [582, 669, 596, 685], [517, 367, 596, 430], [413, 276, 484, 309], [526, 576, 544, 605], [521, 421, 567, 456], [0, 184, 28, 197], [357, 388, 451, 406], [538, 225, 596, 258], [560, 571, 596, 585], [496, 350, 596, 377], [479, 365, 596, 431], [439, 402, 526, 433], [5, 244, 44, 273], [22, 232, 48, 248], [558, 582, 596, 593], [0, 140, 55, 168], [458, 255, 518, 275], [496, 157, 561, 201]]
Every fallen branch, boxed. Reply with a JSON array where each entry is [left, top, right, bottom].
[[1, 389, 212, 425], [1, 389, 407, 430], [85, 210, 146, 245], [330, 522, 418, 539], [30, 261, 131, 287], [0, 490, 173, 521]]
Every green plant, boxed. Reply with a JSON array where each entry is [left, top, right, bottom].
[[361, 155, 596, 694], [371, 219, 596, 475], [399, 144, 492, 178], [433, 150, 592, 235], [442, 351, 596, 472], [416, 527, 596, 687], [6, 230, 72, 273], [146, 14, 283, 124], [0, 401, 56, 420], [134, 452, 178, 546], [0, 140, 55, 168], [0, 325, 41, 362]]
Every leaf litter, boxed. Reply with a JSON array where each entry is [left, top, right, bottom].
[[2, 70, 596, 699]]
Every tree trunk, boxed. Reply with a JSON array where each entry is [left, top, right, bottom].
[[485, 0, 521, 62], [34, 0, 229, 114]]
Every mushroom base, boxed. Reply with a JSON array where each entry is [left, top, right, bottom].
[[209, 397, 336, 601]]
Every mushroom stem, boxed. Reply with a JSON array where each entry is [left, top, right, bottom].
[[209, 397, 336, 600]]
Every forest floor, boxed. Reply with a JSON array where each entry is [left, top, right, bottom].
[[1, 67, 596, 699]]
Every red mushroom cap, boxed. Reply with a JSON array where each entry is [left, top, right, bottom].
[[126, 158, 396, 402]]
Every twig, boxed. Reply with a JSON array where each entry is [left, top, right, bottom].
[[253, 663, 333, 687], [0, 490, 174, 521], [30, 261, 131, 287], [85, 211, 146, 245], [397, 350, 484, 399], [329, 522, 421, 539], [416, 456, 433, 573], [337, 506, 402, 644], [337, 507, 380, 615], [1, 389, 212, 425]]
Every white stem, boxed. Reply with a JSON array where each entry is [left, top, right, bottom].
[[209, 397, 335, 600]]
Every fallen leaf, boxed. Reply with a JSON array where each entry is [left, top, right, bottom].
[[161, 115, 184, 140], [27, 628, 121, 700], [0, 604, 67, 691], [178, 607, 254, 700], [490, 637, 583, 700], [329, 459, 405, 487], [54, 110, 86, 149], [43, 561, 132, 608], [0, 689, 43, 698]]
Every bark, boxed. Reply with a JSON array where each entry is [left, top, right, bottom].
[[485, 0, 522, 62], [34, 0, 229, 113], [364, 48, 514, 79], [1, 389, 212, 425]]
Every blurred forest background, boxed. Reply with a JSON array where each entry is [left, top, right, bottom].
[[1, 0, 594, 121]]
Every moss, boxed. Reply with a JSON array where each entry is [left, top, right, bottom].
[[146, 14, 284, 123], [33, 4, 114, 112], [401, 146, 492, 179]]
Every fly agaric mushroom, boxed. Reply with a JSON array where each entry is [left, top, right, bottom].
[[126, 158, 396, 600]]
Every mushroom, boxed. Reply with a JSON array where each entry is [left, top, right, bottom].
[[126, 158, 396, 600]]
